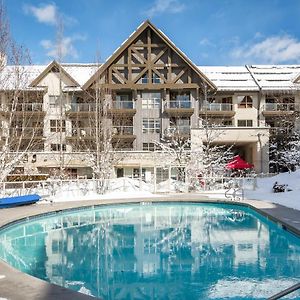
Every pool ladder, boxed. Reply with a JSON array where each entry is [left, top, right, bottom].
[[267, 282, 300, 299]]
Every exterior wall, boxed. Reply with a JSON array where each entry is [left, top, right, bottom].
[[191, 127, 270, 173]]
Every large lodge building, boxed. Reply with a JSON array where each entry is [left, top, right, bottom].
[[1, 20, 300, 181]]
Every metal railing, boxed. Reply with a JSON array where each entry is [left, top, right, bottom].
[[9, 127, 44, 137], [263, 103, 296, 112], [201, 103, 233, 111], [168, 100, 192, 109], [111, 101, 134, 109], [67, 103, 96, 112], [113, 126, 134, 135], [169, 125, 190, 135], [0, 176, 257, 197], [268, 282, 300, 300]]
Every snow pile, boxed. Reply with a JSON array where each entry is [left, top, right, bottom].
[[245, 169, 300, 210], [42, 177, 161, 203]]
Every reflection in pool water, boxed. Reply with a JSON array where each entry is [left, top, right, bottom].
[[0, 203, 300, 299]]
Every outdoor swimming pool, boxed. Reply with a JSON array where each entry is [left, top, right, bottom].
[[0, 202, 299, 299]]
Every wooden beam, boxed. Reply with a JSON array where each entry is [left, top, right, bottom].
[[152, 47, 167, 64], [131, 43, 165, 48], [172, 67, 187, 84], [101, 83, 200, 89], [131, 47, 147, 64], [152, 67, 167, 84], [112, 67, 128, 84], [168, 48, 172, 83], [132, 67, 148, 83], [147, 28, 152, 82], [128, 47, 132, 82]]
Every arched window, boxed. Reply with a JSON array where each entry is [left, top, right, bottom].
[[238, 96, 253, 108]]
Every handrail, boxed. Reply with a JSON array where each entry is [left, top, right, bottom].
[[267, 282, 300, 300]]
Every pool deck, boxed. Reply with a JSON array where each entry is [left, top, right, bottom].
[[1, 194, 300, 300]]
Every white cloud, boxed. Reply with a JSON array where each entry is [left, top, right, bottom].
[[199, 38, 215, 48], [146, 0, 185, 17], [41, 35, 86, 60], [24, 3, 57, 25], [231, 34, 300, 64]]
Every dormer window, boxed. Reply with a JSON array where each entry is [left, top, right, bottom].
[[238, 96, 253, 108]]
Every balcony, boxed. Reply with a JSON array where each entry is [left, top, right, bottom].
[[65, 103, 96, 118], [112, 126, 136, 140], [168, 125, 191, 136], [0, 103, 45, 117], [199, 103, 235, 117], [66, 128, 94, 141], [9, 127, 44, 139], [109, 101, 136, 115], [269, 127, 294, 136], [262, 103, 298, 116], [165, 100, 194, 116]]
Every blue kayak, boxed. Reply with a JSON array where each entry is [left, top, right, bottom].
[[0, 194, 41, 208]]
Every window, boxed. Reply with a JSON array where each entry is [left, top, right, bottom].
[[152, 73, 160, 84], [170, 91, 191, 108], [143, 118, 160, 133], [237, 120, 253, 127], [51, 144, 66, 151], [49, 95, 60, 108], [141, 74, 148, 84], [143, 143, 159, 151], [238, 96, 253, 108], [50, 120, 66, 132], [142, 92, 161, 109]]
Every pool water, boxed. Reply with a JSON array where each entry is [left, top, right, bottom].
[[0, 203, 300, 300]]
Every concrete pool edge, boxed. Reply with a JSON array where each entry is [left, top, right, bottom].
[[0, 194, 300, 300]]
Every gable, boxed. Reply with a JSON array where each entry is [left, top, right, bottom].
[[29, 61, 80, 88], [83, 20, 216, 91]]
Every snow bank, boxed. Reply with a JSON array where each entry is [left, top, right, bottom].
[[245, 169, 300, 210]]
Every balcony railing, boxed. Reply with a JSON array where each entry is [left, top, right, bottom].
[[111, 101, 134, 109], [201, 103, 233, 111], [3, 103, 44, 112], [167, 100, 192, 109], [113, 126, 134, 135], [9, 127, 44, 137], [67, 103, 96, 112], [263, 103, 296, 112], [69, 128, 93, 137], [169, 125, 190, 135]]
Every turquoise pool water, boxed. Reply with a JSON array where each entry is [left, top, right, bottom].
[[0, 202, 300, 299]]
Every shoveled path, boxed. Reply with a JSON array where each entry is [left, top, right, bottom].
[[0, 194, 300, 300]]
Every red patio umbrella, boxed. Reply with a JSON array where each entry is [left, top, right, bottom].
[[225, 155, 254, 170]]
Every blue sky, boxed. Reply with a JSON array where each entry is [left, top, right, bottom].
[[5, 0, 300, 65]]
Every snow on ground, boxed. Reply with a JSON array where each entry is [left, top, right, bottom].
[[245, 169, 300, 211], [37, 171, 300, 211], [40, 177, 163, 204]]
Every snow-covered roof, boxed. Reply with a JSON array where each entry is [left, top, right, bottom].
[[198, 65, 300, 92], [0, 65, 45, 90], [248, 65, 300, 91], [61, 63, 99, 86], [2, 60, 300, 93], [198, 66, 259, 91]]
